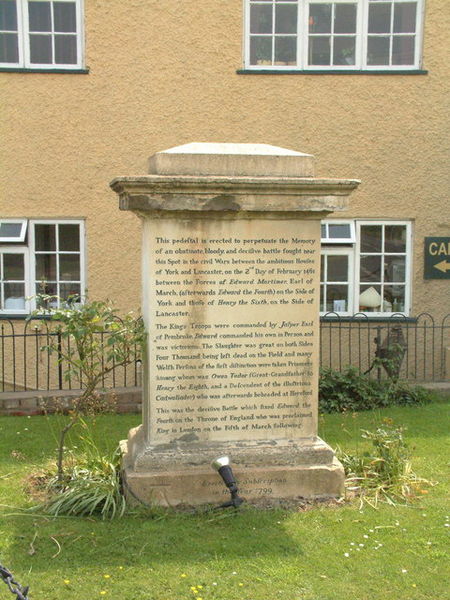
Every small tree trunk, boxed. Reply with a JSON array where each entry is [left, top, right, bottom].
[[57, 417, 77, 482], [56, 382, 97, 481]]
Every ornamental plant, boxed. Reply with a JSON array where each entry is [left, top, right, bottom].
[[34, 298, 146, 481]]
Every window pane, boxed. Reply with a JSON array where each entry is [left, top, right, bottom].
[[274, 36, 296, 64], [60, 282, 80, 302], [384, 225, 406, 252], [29, 33, 52, 63], [250, 4, 272, 34], [0, 222, 23, 237], [250, 36, 272, 65], [3, 254, 24, 279], [326, 285, 348, 312], [320, 284, 325, 310], [36, 254, 57, 280], [328, 223, 351, 239], [28, 1, 51, 32], [360, 255, 382, 282], [393, 2, 416, 33], [392, 36, 414, 65], [321, 224, 326, 238], [275, 3, 297, 34], [36, 280, 57, 296], [0, 32, 19, 62], [59, 224, 80, 251], [326, 255, 348, 282], [54, 33, 76, 63], [53, 1, 76, 32], [359, 284, 382, 310], [35, 224, 56, 250], [320, 253, 325, 278], [59, 254, 80, 280], [4, 283, 25, 309], [309, 4, 331, 33], [333, 36, 355, 65], [0, 0, 17, 30], [368, 2, 391, 34], [360, 225, 382, 252], [384, 255, 406, 282], [384, 285, 405, 312], [334, 3, 357, 34], [367, 36, 390, 65], [309, 36, 330, 65]]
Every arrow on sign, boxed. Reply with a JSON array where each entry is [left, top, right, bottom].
[[434, 260, 450, 273]]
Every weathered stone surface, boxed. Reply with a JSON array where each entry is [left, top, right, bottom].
[[110, 176, 359, 215], [122, 457, 345, 507], [148, 143, 315, 177]]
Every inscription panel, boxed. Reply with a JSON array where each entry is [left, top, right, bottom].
[[144, 218, 320, 444]]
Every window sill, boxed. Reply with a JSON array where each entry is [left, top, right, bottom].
[[0, 67, 89, 74], [321, 314, 417, 323], [0, 314, 53, 320], [237, 69, 428, 76]]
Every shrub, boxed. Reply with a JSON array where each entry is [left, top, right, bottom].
[[34, 298, 146, 480], [319, 367, 432, 413]]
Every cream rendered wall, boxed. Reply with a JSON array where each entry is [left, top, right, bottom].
[[0, 0, 449, 318]]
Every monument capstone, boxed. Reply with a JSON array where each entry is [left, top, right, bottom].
[[110, 143, 360, 506]]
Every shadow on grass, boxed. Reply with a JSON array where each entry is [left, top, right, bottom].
[[3, 505, 305, 577]]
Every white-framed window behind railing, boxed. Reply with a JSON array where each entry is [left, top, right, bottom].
[[0, 0, 84, 69], [244, 0, 424, 71], [0, 246, 29, 313], [320, 219, 412, 316], [0, 218, 86, 314], [320, 246, 354, 315]]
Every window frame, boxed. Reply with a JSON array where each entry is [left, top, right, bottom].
[[0, 218, 28, 242], [355, 220, 412, 317], [0, 0, 84, 70], [0, 246, 30, 314], [0, 218, 86, 315], [320, 246, 354, 316], [321, 219, 356, 244], [29, 219, 86, 312], [320, 219, 412, 317], [244, 0, 425, 72]]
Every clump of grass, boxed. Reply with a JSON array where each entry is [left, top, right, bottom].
[[38, 423, 126, 520], [338, 420, 433, 508]]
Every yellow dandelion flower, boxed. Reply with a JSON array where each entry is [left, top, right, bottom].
[[103, 574, 111, 579], [197, 585, 203, 589], [181, 573, 187, 578], [63, 579, 70, 585], [100, 592, 107, 596], [238, 582, 244, 586], [119, 566, 123, 570]]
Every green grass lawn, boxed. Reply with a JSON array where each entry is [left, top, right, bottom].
[[0, 401, 449, 600]]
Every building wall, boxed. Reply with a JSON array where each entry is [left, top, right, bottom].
[[1, 0, 449, 317]]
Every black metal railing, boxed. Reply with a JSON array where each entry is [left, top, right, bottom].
[[0, 313, 448, 393], [320, 313, 450, 382], [0, 318, 142, 393]]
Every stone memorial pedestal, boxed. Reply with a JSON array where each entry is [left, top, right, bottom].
[[111, 143, 360, 506]]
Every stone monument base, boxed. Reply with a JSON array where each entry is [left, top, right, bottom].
[[121, 425, 345, 507]]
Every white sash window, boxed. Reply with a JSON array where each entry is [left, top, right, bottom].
[[245, 0, 424, 71], [0, 0, 83, 69]]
